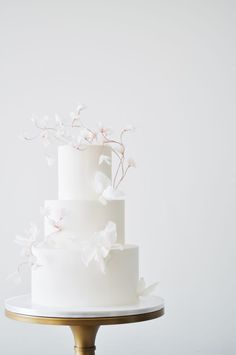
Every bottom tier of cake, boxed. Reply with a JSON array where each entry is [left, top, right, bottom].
[[31, 244, 139, 308]]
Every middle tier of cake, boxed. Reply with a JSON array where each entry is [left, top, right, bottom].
[[44, 199, 125, 244]]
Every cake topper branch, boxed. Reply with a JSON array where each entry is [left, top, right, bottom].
[[21, 104, 136, 192]]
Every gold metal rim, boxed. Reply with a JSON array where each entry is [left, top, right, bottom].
[[5, 308, 164, 326]]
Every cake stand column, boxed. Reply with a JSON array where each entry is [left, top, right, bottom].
[[70, 325, 100, 355]]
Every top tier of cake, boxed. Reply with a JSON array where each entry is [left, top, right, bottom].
[[58, 145, 111, 200]]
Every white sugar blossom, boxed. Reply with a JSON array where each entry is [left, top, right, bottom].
[[41, 207, 68, 236], [98, 122, 112, 136], [22, 104, 136, 190], [15, 223, 38, 248], [40, 130, 52, 147], [10, 222, 41, 285], [99, 154, 111, 166], [80, 128, 97, 143], [102, 185, 124, 200], [55, 114, 63, 127], [77, 103, 86, 113], [77, 134, 83, 145], [14, 222, 38, 260], [117, 145, 125, 155], [127, 158, 136, 168], [94, 171, 111, 195], [137, 277, 159, 297], [70, 104, 86, 125], [81, 221, 119, 273]]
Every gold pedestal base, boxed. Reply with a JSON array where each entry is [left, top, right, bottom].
[[71, 325, 99, 355], [5, 308, 164, 354]]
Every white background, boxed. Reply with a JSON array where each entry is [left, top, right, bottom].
[[0, 1, 236, 354]]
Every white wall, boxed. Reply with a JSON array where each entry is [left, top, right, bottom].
[[0, 0, 236, 354]]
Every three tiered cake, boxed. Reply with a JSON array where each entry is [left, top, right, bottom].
[[12, 105, 157, 310], [32, 144, 139, 308]]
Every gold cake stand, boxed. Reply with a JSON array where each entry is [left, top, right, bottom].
[[5, 295, 164, 354]]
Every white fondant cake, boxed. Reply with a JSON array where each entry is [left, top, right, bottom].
[[31, 145, 140, 308], [44, 199, 125, 244], [32, 244, 138, 308], [58, 145, 111, 200]]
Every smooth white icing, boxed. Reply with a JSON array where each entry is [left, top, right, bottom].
[[31, 144, 140, 308], [32, 244, 139, 308], [44, 199, 125, 244], [58, 145, 112, 200]]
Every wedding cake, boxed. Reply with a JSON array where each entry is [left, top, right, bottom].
[[13, 105, 157, 310], [32, 144, 139, 308]]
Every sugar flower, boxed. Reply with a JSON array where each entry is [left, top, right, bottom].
[[98, 154, 111, 166], [102, 185, 124, 200], [127, 158, 136, 168], [9, 222, 41, 284], [81, 221, 119, 273], [137, 277, 159, 297], [94, 171, 111, 195], [40, 206, 68, 236]]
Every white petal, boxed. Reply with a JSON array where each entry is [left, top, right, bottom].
[[47, 207, 65, 224], [99, 155, 111, 166], [94, 251, 106, 273], [81, 245, 95, 267], [27, 222, 39, 241], [80, 221, 117, 273], [137, 278, 159, 296], [102, 186, 124, 200], [93, 171, 111, 194], [98, 195, 108, 205], [127, 158, 136, 168], [137, 277, 146, 294], [98, 122, 112, 135], [141, 282, 159, 296], [55, 114, 63, 127], [101, 221, 117, 247], [77, 103, 86, 113]]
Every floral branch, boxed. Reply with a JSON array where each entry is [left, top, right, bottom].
[[8, 223, 41, 284], [21, 104, 136, 189]]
